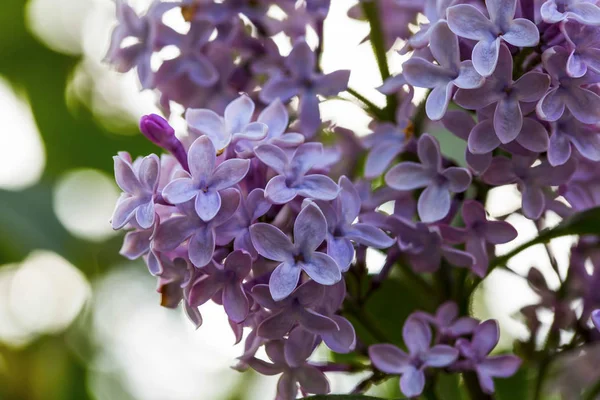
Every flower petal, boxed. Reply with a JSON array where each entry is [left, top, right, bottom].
[[223, 282, 249, 323], [295, 175, 340, 201], [469, 120, 502, 154], [400, 366, 426, 398], [502, 18, 539, 47], [403, 317, 432, 355], [472, 38, 501, 77], [224, 94, 254, 134], [210, 158, 250, 190], [424, 345, 459, 367], [385, 162, 432, 190], [494, 97, 523, 143], [255, 144, 288, 175], [269, 261, 302, 301], [265, 175, 298, 204], [188, 225, 215, 267], [447, 4, 496, 41], [300, 252, 342, 285], [250, 223, 294, 262], [418, 184, 451, 222], [195, 189, 221, 221], [185, 109, 228, 150], [368, 344, 410, 374]]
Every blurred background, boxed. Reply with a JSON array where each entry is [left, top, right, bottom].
[[0, 0, 577, 399]]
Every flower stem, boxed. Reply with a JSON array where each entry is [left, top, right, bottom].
[[463, 372, 493, 400], [346, 87, 388, 120]]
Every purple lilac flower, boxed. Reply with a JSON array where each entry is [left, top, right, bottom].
[[153, 188, 240, 267], [454, 44, 550, 145], [315, 281, 356, 353], [385, 134, 471, 223], [541, 0, 600, 25], [369, 317, 459, 397], [154, 255, 193, 306], [455, 320, 522, 394], [447, 0, 539, 76], [402, 21, 484, 120], [537, 45, 600, 124], [161, 136, 249, 221], [563, 20, 600, 77], [413, 301, 479, 339], [313, 177, 394, 271], [187, 250, 252, 323], [112, 152, 160, 230], [104, 0, 178, 88], [260, 40, 350, 136], [140, 114, 189, 171], [245, 339, 329, 399], [483, 155, 576, 219], [548, 110, 600, 165], [255, 142, 339, 204], [185, 94, 268, 153], [593, 309, 600, 330], [402, 0, 457, 52], [250, 203, 341, 301], [251, 281, 338, 338]]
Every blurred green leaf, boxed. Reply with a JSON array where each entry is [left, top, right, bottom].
[[495, 367, 532, 400]]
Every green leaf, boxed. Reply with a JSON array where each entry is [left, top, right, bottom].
[[306, 395, 401, 400]]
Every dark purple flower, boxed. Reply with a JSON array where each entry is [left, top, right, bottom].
[[187, 250, 251, 323], [112, 152, 160, 230], [447, 0, 539, 76], [537, 46, 600, 124], [250, 203, 341, 301], [403, 21, 484, 120], [251, 281, 338, 338], [369, 317, 459, 397], [563, 20, 600, 77], [548, 110, 600, 166], [185, 94, 268, 153], [140, 114, 189, 171], [153, 188, 240, 267], [455, 44, 550, 145], [255, 142, 339, 204], [162, 136, 249, 221], [455, 320, 521, 394], [413, 301, 479, 339], [259, 40, 350, 136], [314, 177, 394, 271], [482, 155, 576, 219], [385, 134, 471, 222], [541, 0, 600, 25]]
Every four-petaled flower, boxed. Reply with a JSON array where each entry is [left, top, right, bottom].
[[162, 136, 249, 221], [250, 203, 341, 301], [413, 301, 480, 340], [385, 134, 472, 223], [541, 0, 600, 26], [447, 0, 539, 76]]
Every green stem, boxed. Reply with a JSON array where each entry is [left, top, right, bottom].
[[584, 378, 600, 400], [463, 372, 493, 400], [346, 87, 388, 120], [360, 0, 397, 120], [412, 93, 429, 137]]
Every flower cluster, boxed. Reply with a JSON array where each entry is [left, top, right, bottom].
[[106, 0, 600, 398]]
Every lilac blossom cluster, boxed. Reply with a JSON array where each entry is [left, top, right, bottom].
[[106, 0, 600, 398]]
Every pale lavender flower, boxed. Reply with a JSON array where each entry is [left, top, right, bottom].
[[369, 317, 459, 398], [112, 152, 160, 230], [447, 0, 539, 76], [563, 20, 600, 77], [153, 188, 240, 267], [548, 110, 600, 166], [185, 94, 268, 152], [259, 40, 350, 136], [385, 134, 471, 223], [541, 0, 600, 25], [413, 301, 479, 339], [454, 44, 550, 145], [455, 320, 522, 394], [483, 155, 576, 219], [250, 203, 341, 301], [162, 136, 249, 221], [313, 177, 394, 271], [403, 21, 484, 120], [537, 46, 600, 124], [255, 142, 339, 204], [188, 250, 251, 322]]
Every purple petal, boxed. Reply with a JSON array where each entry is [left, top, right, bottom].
[[114, 155, 139, 194], [327, 236, 354, 272], [515, 118, 549, 152], [564, 86, 600, 124], [224, 94, 254, 134], [548, 131, 572, 166], [455, 61, 486, 89], [443, 167, 472, 192], [369, 344, 410, 374], [462, 199, 487, 225], [290, 142, 323, 178], [345, 223, 394, 248], [364, 141, 405, 179], [297, 308, 339, 333], [195, 190, 221, 221], [260, 76, 301, 103], [322, 315, 356, 353], [494, 97, 523, 143], [487, 0, 516, 26], [568, 2, 600, 25], [426, 83, 453, 121], [502, 19, 539, 47], [246, 188, 271, 221], [481, 156, 517, 185], [479, 354, 521, 378], [258, 99, 288, 138], [153, 216, 196, 251], [537, 88, 565, 121], [250, 223, 294, 262], [188, 275, 222, 307], [210, 159, 250, 190], [475, 367, 496, 394], [442, 246, 476, 267], [294, 203, 327, 253], [418, 134, 443, 170], [429, 21, 460, 70], [120, 229, 152, 259], [418, 184, 451, 223], [447, 5, 496, 41], [424, 345, 459, 367], [111, 195, 142, 229], [400, 367, 426, 398], [286, 40, 315, 79], [250, 284, 278, 310], [403, 317, 432, 355], [521, 184, 545, 219], [265, 175, 298, 204], [469, 120, 501, 154], [483, 221, 518, 244], [188, 136, 216, 182], [513, 72, 551, 102], [298, 94, 321, 136], [245, 358, 282, 376], [258, 310, 296, 339], [473, 320, 500, 358], [135, 200, 155, 229], [385, 162, 432, 190], [300, 252, 342, 285], [187, 55, 218, 86], [472, 38, 501, 77], [592, 309, 600, 330], [442, 110, 477, 140], [296, 365, 330, 395], [338, 176, 361, 224], [223, 282, 249, 323], [188, 226, 215, 267], [269, 262, 301, 301], [224, 249, 252, 278], [295, 175, 340, 201], [137, 154, 160, 192], [402, 57, 453, 88], [211, 188, 240, 226], [314, 70, 351, 96], [285, 328, 316, 367], [255, 144, 288, 174]]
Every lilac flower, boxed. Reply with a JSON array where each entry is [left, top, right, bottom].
[[250, 203, 341, 301], [402, 21, 484, 120], [593, 309, 600, 330], [442, 110, 493, 174], [254, 142, 339, 204], [153, 188, 240, 267], [234, 99, 304, 158], [251, 281, 338, 339], [541, 0, 600, 25], [245, 339, 329, 399], [218, 189, 271, 259], [369, 317, 459, 397], [315, 281, 356, 354], [455, 320, 522, 394], [413, 302, 479, 339], [447, 0, 539, 76], [188, 250, 251, 322], [104, 0, 177, 88], [112, 152, 160, 230], [259, 40, 350, 136], [140, 114, 189, 171], [442, 200, 518, 277], [185, 95, 268, 153], [153, 22, 219, 90], [387, 216, 475, 272], [162, 136, 249, 221], [385, 134, 471, 222], [402, 0, 458, 52], [454, 44, 550, 145], [548, 110, 600, 166], [563, 21, 600, 77], [482, 155, 576, 219], [154, 256, 193, 308], [537, 46, 600, 124], [314, 177, 394, 271]]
